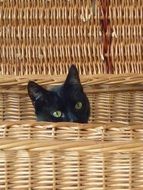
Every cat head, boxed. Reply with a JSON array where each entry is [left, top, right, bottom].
[[28, 65, 90, 123]]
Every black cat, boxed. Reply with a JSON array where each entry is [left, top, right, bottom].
[[28, 65, 90, 123]]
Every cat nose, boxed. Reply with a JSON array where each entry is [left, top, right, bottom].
[[67, 112, 78, 122], [69, 119, 78, 122]]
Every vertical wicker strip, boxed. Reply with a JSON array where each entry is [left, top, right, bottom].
[[100, 0, 113, 73]]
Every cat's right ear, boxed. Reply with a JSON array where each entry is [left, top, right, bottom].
[[28, 81, 46, 103], [64, 65, 81, 86]]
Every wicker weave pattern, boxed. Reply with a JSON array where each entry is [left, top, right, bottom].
[[0, 122, 143, 189], [0, 0, 101, 75], [1, 0, 143, 75], [110, 1, 143, 74], [1, 121, 143, 141], [1, 146, 143, 189]]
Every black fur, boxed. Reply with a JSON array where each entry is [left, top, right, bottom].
[[28, 65, 90, 123]]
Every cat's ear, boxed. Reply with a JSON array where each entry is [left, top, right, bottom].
[[28, 81, 47, 103], [64, 65, 81, 86]]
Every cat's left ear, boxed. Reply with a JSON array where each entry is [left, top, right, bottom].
[[27, 81, 47, 103], [64, 65, 82, 88]]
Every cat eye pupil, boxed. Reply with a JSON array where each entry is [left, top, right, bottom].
[[53, 111, 62, 118], [75, 102, 82, 110]]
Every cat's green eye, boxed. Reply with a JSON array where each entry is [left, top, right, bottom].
[[53, 111, 62, 118], [75, 101, 82, 110]]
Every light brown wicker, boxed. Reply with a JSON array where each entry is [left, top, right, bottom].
[[0, 121, 143, 189], [0, 0, 142, 75]]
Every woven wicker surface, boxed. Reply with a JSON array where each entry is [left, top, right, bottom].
[[0, 121, 143, 189], [1, 121, 143, 141], [1, 0, 143, 75], [1, 74, 143, 124]]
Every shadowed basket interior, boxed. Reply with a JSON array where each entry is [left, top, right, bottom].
[[1, 74, 143, 124]]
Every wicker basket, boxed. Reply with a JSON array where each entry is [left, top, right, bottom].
[[1, 0, 143, 189], [0, 74, 143, 189]]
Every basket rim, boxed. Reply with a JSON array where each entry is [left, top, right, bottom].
[[0, 74, 143, 87], [0, 138, 143, 153], [1, 120, 143, 129]]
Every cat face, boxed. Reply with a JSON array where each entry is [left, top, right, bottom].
[[28, 65, 90, 123]]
